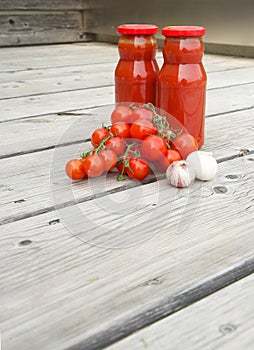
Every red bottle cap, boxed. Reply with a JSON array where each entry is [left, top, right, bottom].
[[118, 24, 159, 35], [162, 26, 206, 37]]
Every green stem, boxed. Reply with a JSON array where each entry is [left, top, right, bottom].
[[95, 132, 113, 154], [143, 103, 179, 141], [116, 141, 137, 181]]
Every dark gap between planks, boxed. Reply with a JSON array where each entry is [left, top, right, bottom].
[[0, 61, 117, 75], [0, 80, 253, 103], [0, 101, 253, 125], [0, 102, 112, 124], [0, 84, 113, 101], [68, 258, 254, 350]]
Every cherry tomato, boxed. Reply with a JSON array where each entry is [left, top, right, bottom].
[[65, 159, 86, 180], [105, 136, 126, 156], [91, 128, 109, 147], [172, 133, 198, 159], [131, 107, 154, 123], [83, 154, 104, 177], [99, 149, 118, 172], [111, 105, 133, 124], [110, 122, 130, 138], [141, 135, 167, 161], [130, 118, 157, 140], [126, 158, 150, 181], [154, 149, 182, 173]]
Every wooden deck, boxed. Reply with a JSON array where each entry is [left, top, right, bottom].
[[1, 42, 254, 350]]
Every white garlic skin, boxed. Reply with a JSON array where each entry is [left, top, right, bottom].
[[186, 151, 218, 181], [166, 160, 195, 188]]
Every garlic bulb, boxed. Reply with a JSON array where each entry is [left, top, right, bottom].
[[166, 160, 195, 188], [186, 151, 218, 181]]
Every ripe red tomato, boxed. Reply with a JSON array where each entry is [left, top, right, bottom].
[[111, 105, 133, 124], [105, 136, 126, 156], [91, 128, 109, 147], [141, 135, 167, 161], [154, 149, 182, 173], [131, 107, 154, 123], [110, 122, 130, 138], [172, 133, 198, 159], [65, 159, 86, 180], [130, 118, 157, 140], [83, 154, 104, 177], [126, 158, 150, 181], [99, 149, 118, 172]]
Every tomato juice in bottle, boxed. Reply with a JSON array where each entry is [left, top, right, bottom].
[[157, 26, 207, 147], [115, 24, 159, 104]]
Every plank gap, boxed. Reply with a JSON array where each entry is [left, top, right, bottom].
[[206, 105, 254, 118], [0, 102, 112, 124], [1, 103, 254, 126], [68, 258, 254, 350], [0, 83, 113, 101], [208, 81, 254, 91]]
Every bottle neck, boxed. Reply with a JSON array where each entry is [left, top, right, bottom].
[[163, 37, 204, 64], [118, 34, 158, 60]]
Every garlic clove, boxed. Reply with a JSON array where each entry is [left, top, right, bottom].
[[186, 151, 218, 181], [166, 160, 195, 188]]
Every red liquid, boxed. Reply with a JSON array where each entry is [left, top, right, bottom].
[[157, 37, 207, 147], [115, 34, 159, 104]]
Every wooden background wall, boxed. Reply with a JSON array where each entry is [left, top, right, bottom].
[[0, 0, 104, 46]]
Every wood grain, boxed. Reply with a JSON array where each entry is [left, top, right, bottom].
[[0, 62, 115, 99], [0, 108, 253, 225], [0, 85, 114, 122], [0, 81, 253, 122], [0, 11, 92, 46], [1, 156, 254, 350], [1, 63, 254, 100], [0, 43, 118, 73], [0, 42, 253, 121], [0, 107, 253, 159], [0, 0, 106, 11], [0, 44, 253, 73], [1, 42, 254, 350], [0, 1, 107, 46], [107, 273, 254, 350]]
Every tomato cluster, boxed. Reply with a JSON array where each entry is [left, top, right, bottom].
[[65, 104, 198, 182]]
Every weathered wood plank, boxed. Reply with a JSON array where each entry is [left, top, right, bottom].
[[0, 108, 253, 227], [0, 43, 253, 73], [206, 83, 254, 116], [0, 11, 83, 32], [0, 63, 115, 99], [0, 62, 115, 99], [1, 43, 254, 350], [0, 43, 118, 72], [0, 0, 106, 10], [1, 156, 254, 350], [0, 42, 117, 70], [0, 62, 113, 84], [0, 85, 114, 122], [203, 54, 254, 72], [1, 63, 254, 100], [207, 66, 254, 90], [107, 273, 254, 350], [1, 81, 253, 122], [0, 106, 253, 159], [0, 11, 93, 46]]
